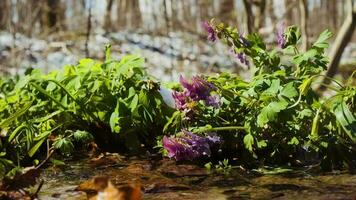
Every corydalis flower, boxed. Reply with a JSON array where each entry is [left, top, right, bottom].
[[172, 91, 188, 110], [202, 21, 216, 42], [236, 52, 249, 66], [179, 75, 215, 101], [277, 22, 286, 48], [206, 95, 221, 108], [162, 131, 220, 161], [239, 34, 250, 47], [229, 48, 249, 66], [172, 75, 220, 110]]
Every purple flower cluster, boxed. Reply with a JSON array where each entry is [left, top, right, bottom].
[[277, 22, 286, 48], [202, 21, 217, 42], [229, 48, 249, 66], [172, 75, 220, 111], [162, 131, 221, 161]]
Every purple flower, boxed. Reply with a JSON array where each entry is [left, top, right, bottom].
[[202, 21, 216, 42], [206, 132, 221, 144], [205, 95, 221, 108], [179, 75, 215, 101], [172, 91, 188, 110], [172, 75, 221, 111], [162, 136, 195, 160], [162, 131, 221, 161], [236, 52, 249, 66], [239, 34, 250, 47], [277, 22, 286, 48], [230, 48, 249, 66]]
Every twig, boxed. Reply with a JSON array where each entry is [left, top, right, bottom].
[[31, 179, 44, 200], [36, 148, 55, 169]]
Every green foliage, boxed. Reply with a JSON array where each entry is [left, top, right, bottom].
[[166, 21, 355, 170], [0, 48, 174, 175]]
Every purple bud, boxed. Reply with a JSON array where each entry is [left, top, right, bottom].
[[277, 22, 286, 48], [202, 21, 217, 42]]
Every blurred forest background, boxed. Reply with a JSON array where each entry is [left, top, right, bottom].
[[0, 0, 355, 81]]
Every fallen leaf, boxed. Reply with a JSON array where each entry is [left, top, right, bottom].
[[77, 176, 141, 200]]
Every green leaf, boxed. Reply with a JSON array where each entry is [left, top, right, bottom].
[[109, 111, 121, 133], [243, 134, 254, 152], [73, 130, 93, 142], [257, 140, 267, 148], [299, 77, 312, 96], [28, 138, 46, 157], [334, 102, 356, 142], [313, 29, 332, 49], [0, 101, 33, 128], [288, 137, 299, 145], [310, 108, 321, 140], [139, 90, 149, 107], [280, 82, 298, 99], [163, 111, 182, 133], [8, 124, 26, 142], [129, 94, 139, 112], [257, 100, 288, 127], [263, 79, 280, 96], [53, 137, 74, 154]]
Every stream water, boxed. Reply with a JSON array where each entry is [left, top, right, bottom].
[[38, 153, 356, 200]]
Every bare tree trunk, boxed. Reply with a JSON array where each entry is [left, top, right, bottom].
[[104, 0, 114, 33], [255, 0, 266, 31], [163, 0, 170, 35], [117, 0, 127, 28], [131, 0, 142, 29], [0, 0, 10, 30], [85, 0, 92, 58], [319, 0, 355, 91], [299, 0, 309, 52], [267, 0, 277, 29], [220, 0, 235, 25], [243, 0, 254, 34], [327, 0, 338, 31], [47, 0, 65, 30]]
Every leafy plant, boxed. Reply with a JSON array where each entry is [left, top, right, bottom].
[[0, 46, 174, 175], [164, 20, 355, 170]]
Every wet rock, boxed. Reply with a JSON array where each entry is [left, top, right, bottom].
[[144, 182, 190, 193], [158, 163, 208, 177]]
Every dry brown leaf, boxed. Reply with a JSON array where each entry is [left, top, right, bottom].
[[77, 176, 141, 200]]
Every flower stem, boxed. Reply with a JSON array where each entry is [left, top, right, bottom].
[[194, 126, 247, 133], [208, 126, 247, 131]]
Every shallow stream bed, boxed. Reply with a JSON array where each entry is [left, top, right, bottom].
[[38, 154, 356, 200]]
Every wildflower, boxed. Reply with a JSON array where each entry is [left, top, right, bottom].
[[179, 75, 214, 101], [162, 136, 195, 160], [236, 52, 249, 66], [239, 34, 250, 47], [172, 75, 221, 111], [277, 22, 286, 48], [206, 95, 221, 108], [172, 91, 188, 110], [229, 47, 249, 66], [162, 131, 221, 161], [202, 21, 217, 42]]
